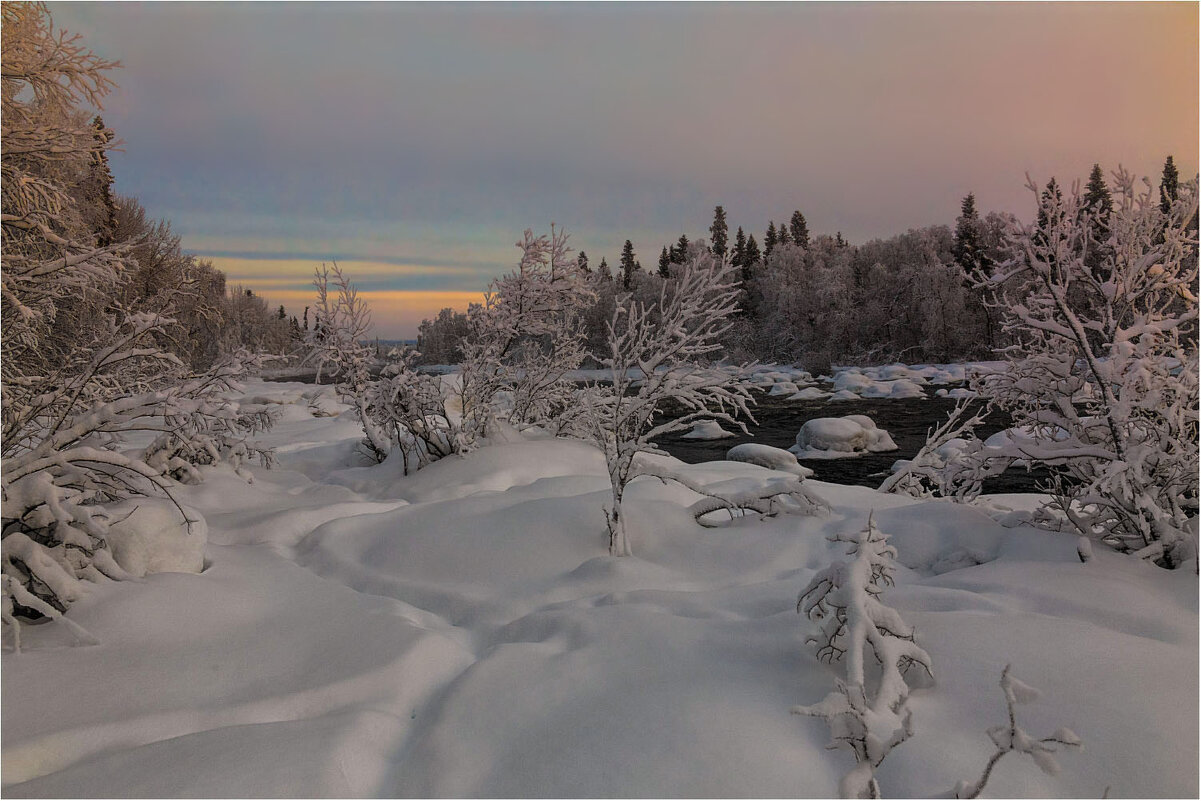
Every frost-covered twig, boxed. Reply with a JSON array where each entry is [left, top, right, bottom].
[[954, 665, 1082, 799]]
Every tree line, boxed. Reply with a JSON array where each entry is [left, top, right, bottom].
[[419, 158, 1189, 373]]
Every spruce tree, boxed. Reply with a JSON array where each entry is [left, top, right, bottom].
[[658, 246, 671, 278], [744, 234, 761, 268], [709, 205, 728, 259], [732, 226, 747, 268], [1083, 164, 1113, 218], [278, 304, 287, 320], [577, 250, 590, 273], [1160, 155, 1179, 216], [84, 115, 117, 247], [790, 210, 810, 248], [597, 257, 612, 281], [778, 222, 792, 247], [764, 221, 778, 257], [1035, 178, 1063, 244], [835, 231, 847, 248], [952, 193, 984, 274], [674, 234, 690, 263], [621, 240, 637, 289], [303, 306, 310, 331]]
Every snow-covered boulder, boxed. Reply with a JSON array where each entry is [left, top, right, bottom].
[[767, 381, 800, 397], [887, 379, 926, 398], [104, 498, 207, 577], [826, 389, 860, 402], [681, 420, 737, 440], [788, 387, 830, 401], [725, 443, 815, 478], [832, 371, 874, 393], [935, 387, 978, 399], [791, 415, 898, 458]]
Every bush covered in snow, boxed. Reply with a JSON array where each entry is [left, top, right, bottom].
[[965, 169, 1199, 567]]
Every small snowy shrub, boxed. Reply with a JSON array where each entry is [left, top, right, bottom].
[[878, 398, 988, 498], [954, 664, 1082, 799], [570, 253, 757, 556], [793, 514, 933, 799], [969, 169, 1199, 567]]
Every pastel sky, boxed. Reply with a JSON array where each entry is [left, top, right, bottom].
[[50, 2, 1198, 339]]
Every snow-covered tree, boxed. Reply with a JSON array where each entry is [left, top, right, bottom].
[[457, 226, 594, 441], [793, 514, 933, 799], [969, 169, 1199, 567], [954, 665, 1082, 799], [2, 4, 276, 639], [305, 262, 393, 461], [571, 252, 756, 556]]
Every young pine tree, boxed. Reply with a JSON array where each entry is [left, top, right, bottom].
[[658, 246, 671, 278], [764, 221, 778, 257]]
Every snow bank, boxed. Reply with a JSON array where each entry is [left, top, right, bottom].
[[3, 380, 1196, 799], [791, 415, 898, 459], [725, 443, 815, 478], [681, 420, 736, 440], [103, 498, 207, 577]]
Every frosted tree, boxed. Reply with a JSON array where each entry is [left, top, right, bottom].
[[571, 253, 757, 556], [970, 169, 1199, 567], [364, 348, 461, 474], [2, 4, 275, 641], [305, 262, 393, 461], [457, 225, 594, 441], [953, 665, 1082, 799], [793, 514, 933, 799]]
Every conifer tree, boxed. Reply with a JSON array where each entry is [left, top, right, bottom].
[[732, 226, 747, 269], [1159, 155, 1181, 218], [709, 205, 728, 259], [1083, 164, 1113, 218], [1035, 178, 1063, 247], [744, 234, 761, 269], [597, 257, 612, 281], [577, 250, 590, 273], [778, 222, 792, 246], [278, 304, 287, 320], [674, 234, 690, 263], [85, 115, 118, 247], [658, 246, 671, 278], [764, 221, 778, 257], [620, 240, 637, 289], [835, 231, 847, 248], [952, 193, 986, 274], [790, 210, 810, 248], [303, 306, 310, 331]]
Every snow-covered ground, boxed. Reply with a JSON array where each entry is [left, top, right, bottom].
[[2, 378, 1196, 798]]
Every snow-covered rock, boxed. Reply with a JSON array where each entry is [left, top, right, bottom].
[[724, 443, 814, 478], [681, 420, 737, 440], [103, 498, 207, 577], [791, 415, 898, 458], [826, 389, 860, 402], [787, 387, 830, 401], [766, 381, 800, 397]]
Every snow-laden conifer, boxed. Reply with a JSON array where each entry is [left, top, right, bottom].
[[793, 514, 933, 799]]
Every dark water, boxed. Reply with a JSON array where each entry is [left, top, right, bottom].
[[655, 392, 1049, 493]]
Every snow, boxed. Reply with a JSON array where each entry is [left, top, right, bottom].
[[791, 415, 899, 459], [102, 498, 207, 577], [2, 379, 1196, 798], [725, 443, 815, 478], [681, 419, 737, 440]]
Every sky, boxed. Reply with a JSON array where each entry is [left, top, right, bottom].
[[50, 2, 1199, 339]]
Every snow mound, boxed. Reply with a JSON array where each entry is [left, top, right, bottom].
[[724, 443, 815, 478], [681, 420, 736, 440], [788, 387, 830, 401], [766, 381, 799, 396], [103, 498, 207, 577], [826, 389, 860, 402], [936, 387, 978, 399], [791, 415, 898, 459]]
